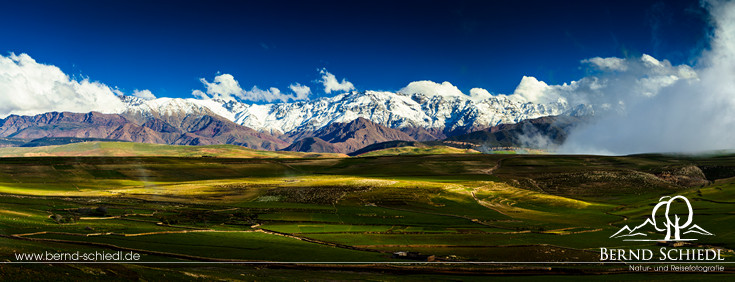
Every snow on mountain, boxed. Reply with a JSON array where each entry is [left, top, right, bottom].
[[122, 90, 584, 136], [121, 95, 235, 121]]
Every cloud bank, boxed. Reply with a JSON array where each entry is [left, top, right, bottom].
[[559, 0, 735, 154], [508, 54, 698, 109], [397, 54, 697, 109], [0, 53, 126, 118], [393, 41, 722, 155]]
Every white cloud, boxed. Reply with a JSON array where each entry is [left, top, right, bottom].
[[289, 83, 311, 100], [319, 68, 355, 94], [132, 89, 156, 100], [400, 80, 514, 101], [198, 74, 243, 101], [640, 54, 662, 68], [0, 53, 125, 118], [510, 76, 555, 103], [246, 86, 290, 102], [191, 89, 208, 99], [582, 57, 628, 71], [469, 88, 493, 100], [399, 80, 465, 98], [194, 73, 309, 103]]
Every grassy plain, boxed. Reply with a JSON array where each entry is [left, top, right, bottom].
[[357, 145, 480, 157], [0, 141, 345, 158], [0, 144, 734, 279]]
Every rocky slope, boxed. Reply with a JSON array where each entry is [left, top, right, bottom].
[[282, 137, 338, 153], [444, 115, 584, 151], [0, 111, 287, 150], [347, 141, 428, 156], [282, 117, 416, 153]]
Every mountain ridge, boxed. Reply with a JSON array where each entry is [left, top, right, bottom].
[[0, 111, 287, 150], [282, 117, 416, 153], [0, 91, 590, 152], [122, 90, 588, 138]]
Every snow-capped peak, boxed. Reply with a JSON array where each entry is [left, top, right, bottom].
[[121, 90, 583, 135]]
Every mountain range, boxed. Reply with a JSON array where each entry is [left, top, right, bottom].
[[0, 90, 592, 154], [0, 111, 286, 150], [123, 90, 591, 135]]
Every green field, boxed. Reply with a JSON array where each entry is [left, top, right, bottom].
[[357, 145, 480, 157], [0, 141, 345, 158], [1, 147, 735, 280]]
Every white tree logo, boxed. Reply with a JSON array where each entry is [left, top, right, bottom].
[[610, 195, 713, 241]]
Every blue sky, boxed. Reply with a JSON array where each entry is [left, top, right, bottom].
[[0, 0, 710, 100]]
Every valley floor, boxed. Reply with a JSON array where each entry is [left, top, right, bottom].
[[1, 154, 734, 280]]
